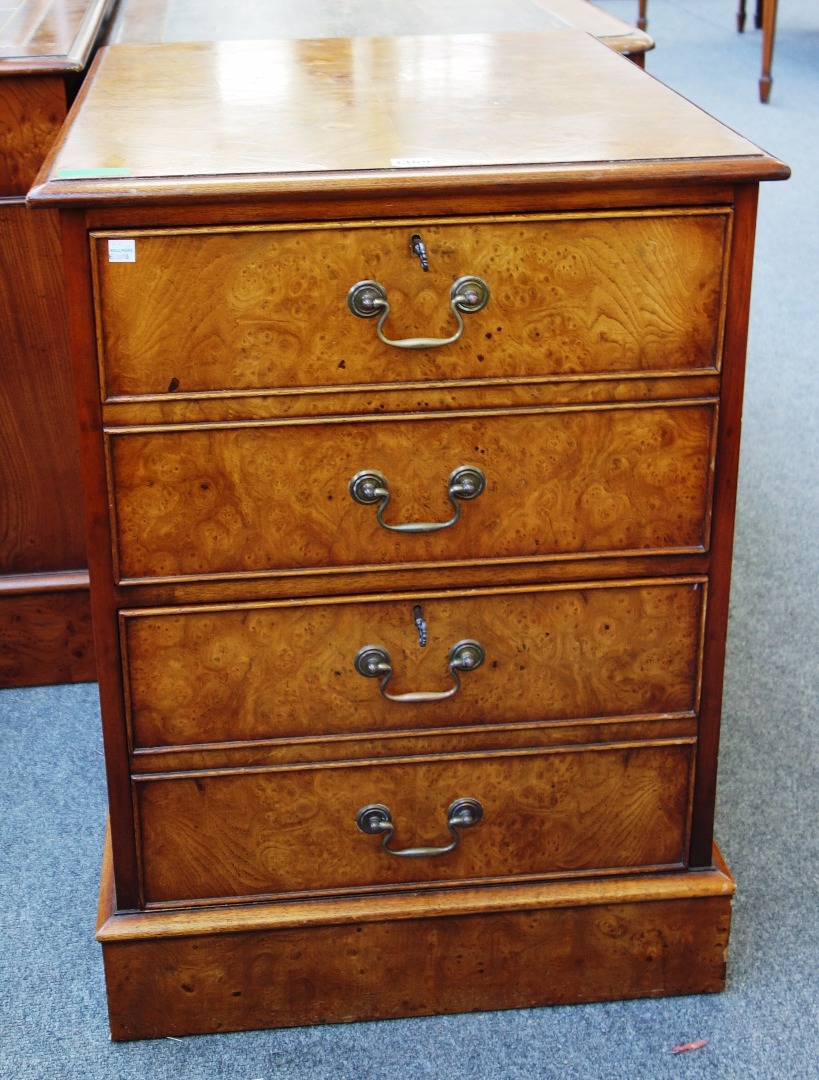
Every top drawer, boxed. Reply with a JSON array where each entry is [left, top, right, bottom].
[[91, 210, 730, 400]]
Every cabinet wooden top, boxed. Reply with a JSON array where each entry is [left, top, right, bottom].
[[30, 30, 789, 207], [0, 0, 113, 74]]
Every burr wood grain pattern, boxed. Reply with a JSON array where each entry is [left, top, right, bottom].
[[134, 741, 693, 904], [91, 212, 729, 398], [0, 571, 94, 684], [35, 27, 787, 1038], [122, 579, 704, 748], [107, 403, 716, 581], [97, 832, 734, 1041]]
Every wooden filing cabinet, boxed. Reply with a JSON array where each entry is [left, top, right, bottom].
[[30, 31, 788, 1040]]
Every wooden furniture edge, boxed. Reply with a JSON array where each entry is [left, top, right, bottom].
[[97, 831, 735, 942], [0, 570, 90, 594], [530, 0, 654, 54], [28, 158, 791, 210], [0, 572, 94, 687], [689, 182, 759, 865], [0, 0, 115, 75]]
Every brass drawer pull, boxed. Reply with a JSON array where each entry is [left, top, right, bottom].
[[356, 798, 483, 858], [354, 639, 484, 702], [349, 465, 485, 534], [347, 275, 490, 349]]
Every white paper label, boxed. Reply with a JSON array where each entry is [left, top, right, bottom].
[[108, 239, 136, 263], [390, 157, 435, 168]]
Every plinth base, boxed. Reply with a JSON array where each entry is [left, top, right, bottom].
[[97, 831, 734, 1042]]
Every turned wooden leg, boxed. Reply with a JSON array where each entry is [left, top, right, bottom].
[[638, 0, 647, 31], [759, 0, 779, 102]]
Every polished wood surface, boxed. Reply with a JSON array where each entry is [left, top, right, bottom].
[[98, 837, 735, 937], [0, 571, 94, 684], [132, 716, 700, 777], [105, 0, 653, 58], [97, 826, 734, 1041], [0, 202, 83, 570], [30, 32, 787, 208], [122, 579, 704, 749], [92, 211, 729, 399], [0, 74, 66, 192], [0, 0, 111, 71], [0, 0, 113, 686], [103, 891, 730, 1039], [689, 182, 759, 867], [135, 742, 692, 904], [36, 26, 788, 1038], [107, 403, 715, 581]]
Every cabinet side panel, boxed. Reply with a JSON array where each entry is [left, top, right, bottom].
[[60, 210, 140, 906], [0, 76, 67, 195], [0, 202, 85, 573], [690, 183, 760, 867]]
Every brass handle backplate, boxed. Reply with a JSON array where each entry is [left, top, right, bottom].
[[347, 276, 490, 349], [349, 465, 485, 534], [356, 798, 483, 858], [354, 639, 484, 703]]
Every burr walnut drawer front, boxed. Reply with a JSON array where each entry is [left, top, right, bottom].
[[106, 401, 716, 583], [91, 210, 730, 400], [133, 741, 694, 905], [121, 579, 704, 750]]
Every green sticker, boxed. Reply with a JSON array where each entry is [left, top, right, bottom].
[[56, 167, 132, 179]]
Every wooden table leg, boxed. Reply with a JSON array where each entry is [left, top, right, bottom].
[[759, 0, 779, 102], [638, 0, 647, 31]]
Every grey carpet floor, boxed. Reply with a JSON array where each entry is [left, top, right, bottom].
[[1, 1, 817, 1076]]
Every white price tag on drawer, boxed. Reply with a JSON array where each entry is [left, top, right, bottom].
[[108, 239, 136, 263]]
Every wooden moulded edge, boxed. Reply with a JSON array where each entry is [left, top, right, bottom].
[[0, 571, 95, 686], [28, 156, 791, 211], [0, 0, 114, 75], [96, 819, 735, 943], [0, 569, 90, 594]]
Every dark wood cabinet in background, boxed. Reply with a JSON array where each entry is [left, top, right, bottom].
[[0, 0, 115, 687]]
